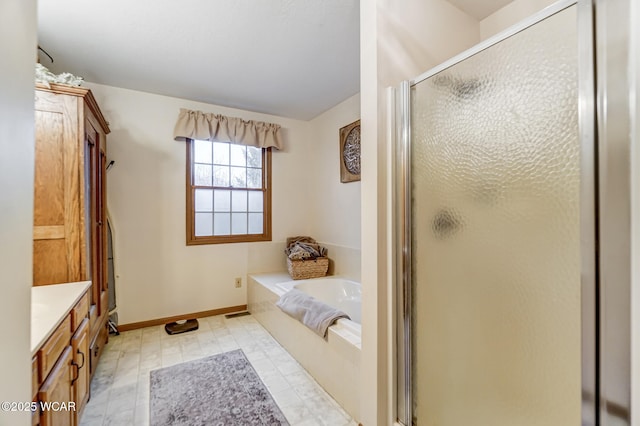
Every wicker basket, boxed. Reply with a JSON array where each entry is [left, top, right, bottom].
[[287, 257, 329, 280]]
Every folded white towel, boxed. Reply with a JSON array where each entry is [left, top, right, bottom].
[[276, 289, 349, 339]]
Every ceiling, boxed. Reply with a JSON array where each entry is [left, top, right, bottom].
[[447, 0, 515, 20], [38, 1, 514, 121], [37, 0, 360, 121]]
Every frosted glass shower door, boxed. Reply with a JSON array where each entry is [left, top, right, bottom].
[[409, 5, 582, 426]]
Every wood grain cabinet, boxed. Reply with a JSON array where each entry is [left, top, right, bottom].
[[33, 290, 92, 426], [33, 83, 111, 382], [71, 318, 90, 415], [38, 346, 74, 426], [38, 317, 71, 384]]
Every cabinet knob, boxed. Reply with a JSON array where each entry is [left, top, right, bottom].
[[97, 221, 103, 226]]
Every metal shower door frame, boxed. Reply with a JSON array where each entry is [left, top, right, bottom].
[[594, 0, 634, 423], [395, 0, 606, 424]]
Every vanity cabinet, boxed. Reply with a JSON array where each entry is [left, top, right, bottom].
[[38, 316, 71, 385], [38, 347, 74, 426], [33, 288, 91, 426], [33, 83, 111, 381], [71, 319, 90, 413]]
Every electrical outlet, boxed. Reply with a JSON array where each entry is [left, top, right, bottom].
[[234, 277, 242, 288]]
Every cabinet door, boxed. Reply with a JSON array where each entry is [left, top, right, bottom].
[[85, 115, 109, 325], [84, 122, 99, 328], [71, 318, 89, 424], [33, 91, 85, 285], [98, 145, 108, 317], [89, 323, 109, 378], [38, 346, 74, 426]]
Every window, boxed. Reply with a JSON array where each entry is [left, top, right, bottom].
[[186, 139, 271, 245]]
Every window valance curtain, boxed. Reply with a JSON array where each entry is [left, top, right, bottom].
[[173, 108, 283, 150]]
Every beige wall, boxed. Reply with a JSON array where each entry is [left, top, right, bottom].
[[0, 1, 36, 424], [378, 0, 480, 88], [86, 82, 361, 326], [307, 94, 361, 249], [480, 0, 557, 40], [633, 0, 640, 420], [361, 1, 480, 424]]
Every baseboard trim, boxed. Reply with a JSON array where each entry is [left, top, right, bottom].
[[117, 305, 248, 332]]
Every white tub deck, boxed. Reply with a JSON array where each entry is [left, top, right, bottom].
[[248, 272, 361, 422]]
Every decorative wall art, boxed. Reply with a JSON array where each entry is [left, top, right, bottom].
[[339, 119, 361, 183]]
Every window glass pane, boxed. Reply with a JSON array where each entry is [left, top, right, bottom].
[[230, 167, 247, 188], [247, 146, 262, 167], [248, 191, 263, 212], [195, 213, 213, 236], [248, 213, 263, 234], [195, 189, 213, 212], [194, 140, 212, 164], [188, 142, 269, 243], [232, 213, 248, 234], [213, 142, 230, 165], [214, 190, 231, 212], [247, 168, 262, 189], [232, 191, 248, 212], [230, 144, 246, 166], [213, 165, 230, 187], [214, 213, 231, 235], [194, 164, 213, 186]]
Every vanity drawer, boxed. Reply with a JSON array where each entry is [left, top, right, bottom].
[[38, 315, 71, 382], [71, 291, 89, 332]]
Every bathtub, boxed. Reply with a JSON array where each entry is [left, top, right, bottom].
[[248, 273, 361, 421], [276, 278, 362, 324]]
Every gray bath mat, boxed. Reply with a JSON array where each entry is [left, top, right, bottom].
[[150, 349, 289, 426]]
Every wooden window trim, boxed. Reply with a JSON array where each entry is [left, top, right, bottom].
[[185, 139, 272, 245]]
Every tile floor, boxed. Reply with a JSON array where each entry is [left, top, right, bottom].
[[79, 314, 357, 426]]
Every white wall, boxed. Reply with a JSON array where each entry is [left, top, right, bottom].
[[307, 94, 362, 281], [308, 94, 361, 250], [0, 1, 36, 425], [361, 1, 479, 424], [86, 83, 362, 326], [633, 0, 640, 419], [86, 83, 314, 325], [378, 0, 480, 87], [480, 0, 556, 40]]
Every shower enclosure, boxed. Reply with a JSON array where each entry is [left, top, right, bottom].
[[396, 0, 632, 425]]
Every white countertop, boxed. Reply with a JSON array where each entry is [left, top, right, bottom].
[[31, 281, 91, 356]]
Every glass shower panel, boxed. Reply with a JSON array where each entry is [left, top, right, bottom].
[[410, 5, 580, 426]]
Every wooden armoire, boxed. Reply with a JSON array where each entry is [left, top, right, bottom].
[[33, 83, 110, 381]]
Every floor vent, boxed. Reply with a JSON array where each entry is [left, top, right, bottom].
[[225, 311, 251, 319]]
